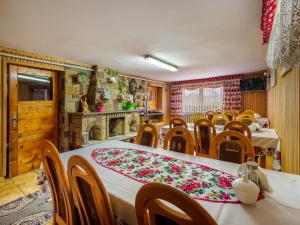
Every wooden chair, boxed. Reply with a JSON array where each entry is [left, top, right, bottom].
[[211, 114, 229, 125], [135, 182, 217, 225], [241, 109, 255, 116], [210, 130, 255, 164], [42, 140, 77, 225], [170, 117, 188, 128], [135, 123, 159, 148], [215, 109, 223, 114], [163, 127, 194, 155], [225, 110, 238, 121], [205, 111, 215, 121], [223, 120, 252, 140], [236, 114, 255, 126], [67, 155, 115, 225], [194, 119, 216, 157], [188, 112, 205, 123]]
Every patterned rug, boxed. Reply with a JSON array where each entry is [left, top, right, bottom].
[[0, 191, 52, 225]]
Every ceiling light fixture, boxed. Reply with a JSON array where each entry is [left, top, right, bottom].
[[144, 55, 178, 72], [18, 74, 50, 83]]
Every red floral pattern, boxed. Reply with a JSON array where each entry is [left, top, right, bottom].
[[261, 0, 277, 44], [91, 148, 264, 203], [170, 75, 242, 117]]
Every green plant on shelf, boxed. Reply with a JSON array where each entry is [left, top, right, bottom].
[[77, 71, 89, 83]]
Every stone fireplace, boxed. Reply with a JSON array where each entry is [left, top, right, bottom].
[[69, 110, 141, 148]]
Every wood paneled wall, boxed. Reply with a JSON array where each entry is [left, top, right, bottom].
[[241, 91, 267, 117], [268, 68, 300, 175]]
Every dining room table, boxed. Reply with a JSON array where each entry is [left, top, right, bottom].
[[60, 140, 300, 225]]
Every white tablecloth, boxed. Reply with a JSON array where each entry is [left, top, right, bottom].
[[60, 140, 300, 225], [161, 124, 279, 155]]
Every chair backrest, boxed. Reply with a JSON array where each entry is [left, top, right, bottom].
[[236, 114, 255, 126], [170, 117, 188, 128], [241, 109, 255, 116], [67, 155, 115, 225], [211, 114, 229, 125], [135, 182, 217, 225], [188, 113, 205, 123], [215, 109, 223, 114], [163, 127, 194, 155], [194, 119, 216, 157], [223, 121, 252, 140], [135, 123, 159, 148], [205, 111, 215, 121], [42, 140, 76, 225], [225, 111, 238, 121], [210, 130, 255, 164]]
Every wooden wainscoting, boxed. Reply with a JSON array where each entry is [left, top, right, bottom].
[[268, 68, 300, 175], [241, 91, 267, 117]]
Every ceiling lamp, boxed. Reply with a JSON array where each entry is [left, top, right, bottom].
[[144, 55, 178, 72]]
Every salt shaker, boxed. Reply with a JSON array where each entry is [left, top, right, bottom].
[[246, 160, 260, 188]]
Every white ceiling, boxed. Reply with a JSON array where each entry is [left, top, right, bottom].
[[0, 0, 267, 82]]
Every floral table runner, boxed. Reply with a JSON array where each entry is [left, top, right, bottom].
[[91, 148, 263, 203]]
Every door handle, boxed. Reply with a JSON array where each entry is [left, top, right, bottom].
[[12, 113, 17, 130]]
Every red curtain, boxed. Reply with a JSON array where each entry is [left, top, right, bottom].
[[261, 0, 277, 44], [170, 74, 242, 117]]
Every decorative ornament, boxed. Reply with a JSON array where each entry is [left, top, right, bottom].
[[129, 79, 137, 97]]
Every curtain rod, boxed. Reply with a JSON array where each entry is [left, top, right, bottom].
[[0, 52, 166, 84], [0, 52, 94, 71]]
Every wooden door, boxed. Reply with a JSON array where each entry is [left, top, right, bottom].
[[9, 65, 58, 177]]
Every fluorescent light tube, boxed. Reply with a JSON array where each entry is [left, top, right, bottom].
[[18, 74, 50, 83], [144, 55, 178, 72]]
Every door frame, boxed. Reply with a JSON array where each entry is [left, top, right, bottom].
[[1, 58, 64, 177]]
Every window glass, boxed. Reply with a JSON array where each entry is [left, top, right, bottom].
[[18, 74, 53, 101]]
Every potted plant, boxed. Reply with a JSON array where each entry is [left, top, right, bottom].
[[118, 79, 127, 101], [95, 99, 105, 112], [104, 68, 119, 83], [76, 71, 89, 84]]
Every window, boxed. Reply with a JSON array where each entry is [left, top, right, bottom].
[[182, 87, 223, 114]]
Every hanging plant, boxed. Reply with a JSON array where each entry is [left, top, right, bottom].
[[104, 68, 119, 83], [77, 71, 89, 84]]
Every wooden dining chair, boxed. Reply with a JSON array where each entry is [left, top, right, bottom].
[[225, 110, 238, 121], [163, 127, 194, 155], [135, 182, 217, 225], [170, 117, 188, 128], [188, 112, 205, 123], [241, 109, 255, 116], [210, 130, 255, 164], [42, 140, 77, 225], [67, 155, 115, 225], [236, 114, 255, 126], [223, 120, 252, 140], [205, 111, 215, 121], [211, 114, 229, 125], [194, 119, 216, 157], [135, 123, 159, 148], [215, 109, 223, 114]]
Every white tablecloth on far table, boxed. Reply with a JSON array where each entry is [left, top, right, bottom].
[[60, 140, 300, 225]]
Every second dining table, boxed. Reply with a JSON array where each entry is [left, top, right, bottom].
[[60, 140, 300, 225]]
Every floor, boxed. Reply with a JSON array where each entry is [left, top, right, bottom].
[[0, 169, 53, 225]]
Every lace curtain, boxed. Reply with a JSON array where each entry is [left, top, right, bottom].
[[266, 0, 300, 69]]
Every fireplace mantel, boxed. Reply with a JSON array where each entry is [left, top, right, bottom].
[[69, 109, 142, 116], [69, 110, 141, 149]]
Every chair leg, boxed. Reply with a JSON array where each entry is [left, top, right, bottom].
[[260, 156, 266, 168]]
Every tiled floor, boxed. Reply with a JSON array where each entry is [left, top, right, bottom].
[[0, 170, 53, 225], [0, 170, 40, 205]]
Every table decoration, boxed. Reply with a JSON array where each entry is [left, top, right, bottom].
[[91, 147, 264, 203]]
